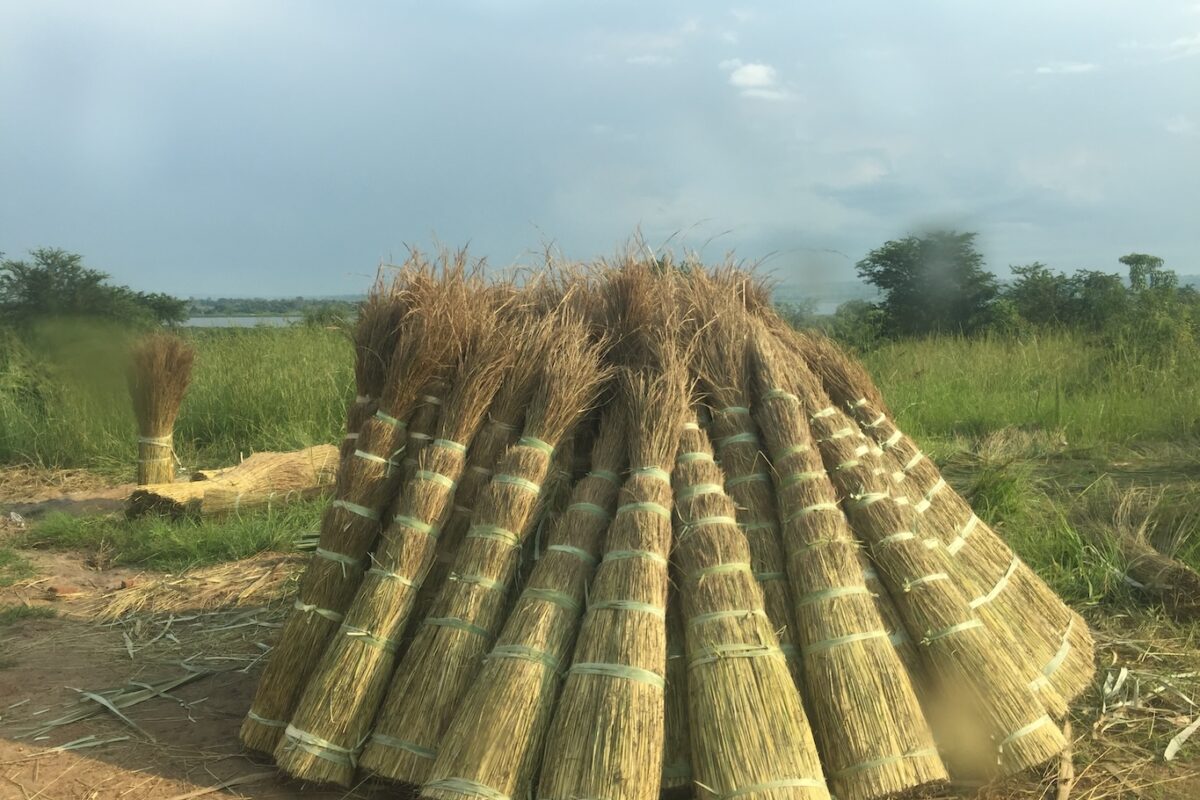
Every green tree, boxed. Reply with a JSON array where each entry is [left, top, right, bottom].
[[0, 248, 186, 326], [1119, 253, 1166, 292], [1004, 263, 1072, 327], [855, 231, 998, 336]]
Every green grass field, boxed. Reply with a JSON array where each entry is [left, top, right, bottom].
[[2, 324, 1197, 608]]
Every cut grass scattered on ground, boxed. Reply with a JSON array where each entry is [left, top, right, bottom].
[[0, 546, 35, 587], [19, 500, 324, 571], [0, 605, 56, 626]]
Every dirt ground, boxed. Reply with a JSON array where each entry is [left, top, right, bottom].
[[1, 468, 1197, 799]]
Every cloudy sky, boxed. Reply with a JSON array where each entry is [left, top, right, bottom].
[[1, 1, 1197, 297]]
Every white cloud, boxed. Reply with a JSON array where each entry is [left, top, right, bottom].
[[728, 61, 778, 88], [720, 59, 792, 101], [1035, 61, 1099, 74], [1165, 32, 1200, 58], [626, 54, 673, 66], [1165, 115, 1197, 135]]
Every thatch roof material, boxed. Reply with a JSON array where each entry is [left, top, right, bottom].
[[239, 253, 1094, 799]]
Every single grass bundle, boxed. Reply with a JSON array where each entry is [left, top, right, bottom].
[[342, 272, 408, 461], [398, 379, 450, 484], [689, 301, 800, 679], [792, 329, 1095, 705], [128, 332, 195, 485], [671, 415, 830, 800], [421, 404, 627, 800], [660, 597, 692, 799], [750, 326, 945, 800], [240, 256, 460, 754], [538, 364, 689, 800], [274, 294, 513, 785], [411, 320, 554, 628], [360, 312, 609, 785], [798, 363, 1068, 777]]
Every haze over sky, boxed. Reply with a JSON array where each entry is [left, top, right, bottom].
[[2, 2, 1197, 297]]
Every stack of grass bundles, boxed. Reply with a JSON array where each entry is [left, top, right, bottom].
[[538, 364, 687, 800], [275, 291, 513, 784], [342, 272, 407, 462], [422, 403, 626, 800], [794, 353, 1068, 775], [671, 413, 829, 800], [360, 311, 609, 784], [238, 251, 1097, 798], [240, 257, 457, 754], [689, 298, 801, 680], [793, 330, 1095, 704], [128, 332, 195, 485], [749, 324, 945, 800]]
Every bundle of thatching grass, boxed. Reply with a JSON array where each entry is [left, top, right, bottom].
[[240, 250, 1094, 799], [127, 332, 195, 485], [125, 445, 338, 519]]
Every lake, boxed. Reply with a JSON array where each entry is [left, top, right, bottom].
[[183, 316, 300, 328]]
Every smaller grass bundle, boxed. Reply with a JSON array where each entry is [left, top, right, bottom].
[[360, 314, 608, 785], [275, 300, 512, 785], [240, 258, 457, 754], [672, 416, 830, 800], [342, 273, 408, 461], [801, 374, 1068, 777], [538, 366, 688, 800], [792, 330, 1095, 706], [128, 332, 195, 485], [421, 405, 626, 800], [750, 327, 944, 800], [411, 325, 550, 627], [660, 597, 692, 799]]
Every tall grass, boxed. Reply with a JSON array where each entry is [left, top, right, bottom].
[[863, 332, 1200, 447], [0, 322, 352, 474]]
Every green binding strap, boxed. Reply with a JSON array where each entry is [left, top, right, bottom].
[[569, 661, 664, 688], [341, 624, 398, 653], [467, 524, 521, 548], [689, 643, 785, 668], [374, 409, 406, 428], [616, 501, 671, 519], [761, 388, 798, 403], [567, 501, 610, 519], [630, 466, 671, 482], [833, 748, 939, 779], [368, 733, 436, 759], [547, 544, 597, 565], [432, 438, 467, 453], [522, 587, 580, 612], [493, 474, 541, 495], [424, 616, 490, 638], [489, 644, 560, 671], [332, 499, 380, 521], [590, 599, 664, 617], [588, 469, 620, 484], [922, 619, 984, 644], [604, 549, 668, 566], [282, 724, 356, 768], [518, 436, 555, 456], [802, 629, 890, 656], [416, 469, 456, 490]]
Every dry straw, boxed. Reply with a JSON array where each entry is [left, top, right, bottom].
[[342, 272, 408, 461], [274, 291, 513, 785], [421, 404, 627, 800], [792, 329, 1094, 705], [797, 357, 1068, 777], [360, 311, 609, 785], [660, 596, 692, 799], [687, 286, 800, 680], [127, 332, 195, 485], [538, 363, 689, 800], [672, 414, 830, 800], [126, 445, 338, 519], [411, 310, 558, 631], [240, 253, 460, 754], [750, 325, 945, 800]]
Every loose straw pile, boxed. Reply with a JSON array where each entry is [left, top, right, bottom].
[[241, 250, 1094, 799]]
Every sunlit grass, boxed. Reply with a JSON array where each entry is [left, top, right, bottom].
[[21, 500, 324, 570]]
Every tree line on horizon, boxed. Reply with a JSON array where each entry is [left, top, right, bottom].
[[781, 231, 1199, 362]]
